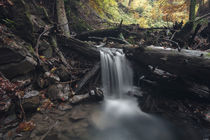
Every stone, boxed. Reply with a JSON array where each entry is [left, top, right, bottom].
[[39, 40, 53, 58], [56, 65, 71, 82], [44, 72, 60, 83], [22, 90, 40, 111], [47, 84, 70, 101], [69, 94, 90, 104], [0, 98, 11, 112], [0, 25, 37, 79], [89, 87, 104, 101], [58, 104, 72, 111]]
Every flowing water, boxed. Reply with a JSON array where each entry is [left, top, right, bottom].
[[89, 48, 178, 140]]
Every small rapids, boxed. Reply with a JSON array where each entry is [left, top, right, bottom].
[[89, 48, 178, 140]]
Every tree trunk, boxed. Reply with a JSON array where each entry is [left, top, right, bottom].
[[208, 0, 210, 42], [125, 45, 210, 86], [56, 0, 70, 37], [128, 0, 133, 7], [189, 0, 196, 21], [57, 35, 100, 60]]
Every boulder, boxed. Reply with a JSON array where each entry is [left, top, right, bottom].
[[0, 24, 37, 79], [69, 94, 90, 104], [56, 65, 71, 82], [22, 90, 40, 111], [89, 87, 104, 101], [47, 84, 70, 101], [58, 103, 72, 111]]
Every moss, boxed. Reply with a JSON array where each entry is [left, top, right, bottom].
[[11, 0, 35, 44], [71, 14, 92, 32], [205, 53, 210, 57], [2, 18, 16, 30], [26, 44, 35, 54], [89, 0, 138, 25], [65, 0, 93, 32]]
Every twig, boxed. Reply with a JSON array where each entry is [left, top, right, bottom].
[[56, 79, 79, 84], [35, 26, 53, 58], [19, 97, 26, 121], [159, 38, 181, 52], [0, 72, 8, 80], [35, 22, 70, 59], [170, 31, 177, 40], [195, 13, 210, 22], [39, 121, 58, 140]]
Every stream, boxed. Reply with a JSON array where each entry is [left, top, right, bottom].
[[11, 48, 196, 140], [88, 48, 179, 140]]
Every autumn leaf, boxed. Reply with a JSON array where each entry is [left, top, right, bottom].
[[16, 121, 36, 132]]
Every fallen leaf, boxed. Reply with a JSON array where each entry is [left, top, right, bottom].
[[16, 121, 36, 132]]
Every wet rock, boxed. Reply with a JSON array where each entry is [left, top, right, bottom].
[[56, 65, 71, 82], [127, 87, 143, 98], [39, 40, 53, 58], [36, 76, 48, 89], [69, 94, 90, 104], [47, 84, 70, 101], [22, 90, 40, 111], [89, 87, 104, 101], [0, 98, 11, 112], [1, 113, 18, 131], [69, 109, 87, 121], [58, 104, 72, 111], [44, 72, 60, 83], [0, 25, 37, 79]]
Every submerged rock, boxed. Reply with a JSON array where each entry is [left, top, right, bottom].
[[69, 88, 104, 104], [58, 104, 72, 111], [69, 93, 90, 104], [89, 87, 104, 101]]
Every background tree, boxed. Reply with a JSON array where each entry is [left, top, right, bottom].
[[208, 0, 210, 42], [56, 0, 70, 37], [189, 0, 196, 21]]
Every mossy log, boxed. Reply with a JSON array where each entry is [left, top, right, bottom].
[[57, 35, 100, 60], [125, 45, 210, 86], [75, 28, 122, 41], [58, 35, 210, 86]]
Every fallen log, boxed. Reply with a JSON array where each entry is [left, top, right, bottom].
[[88, 36, 130, 44], [75, 28, 122, 41], [125, 45, 210, 86], [74, 62, 100, 94], [57, 35, 100, 60], [58, 35, 210, 87]]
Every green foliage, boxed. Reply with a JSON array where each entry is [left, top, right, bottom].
[[135, 7, 144, 15], [89, 0, 138, 24], [2, 18, 15, 29]]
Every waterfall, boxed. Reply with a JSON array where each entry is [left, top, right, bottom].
[[100, 48, 133, 98], [90, 47, 177, 140]]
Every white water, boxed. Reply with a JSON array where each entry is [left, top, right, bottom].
[[90, 48, 177, 140], [100, 48, 133, 98]]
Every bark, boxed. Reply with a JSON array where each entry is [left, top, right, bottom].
[[74, 62, 100, 94], [51, 36, 72, 70], [58, 35, 210, 87], [75, 28, 122, 41], [57, 35, 100, 60], [56, 0, 70, 37], [208, 0, 210, 42], [189, 0, 196, 21], [125, 45, 210, 86]]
